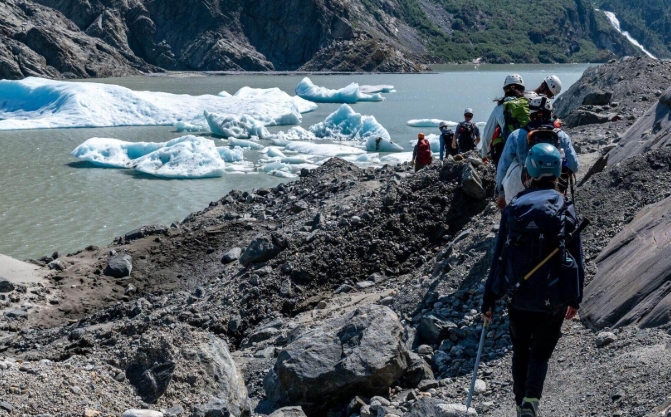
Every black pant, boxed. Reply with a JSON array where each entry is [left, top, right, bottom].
[[459, 142, 476, 154], [508, 306, 566, 405], [491, 142, 504, 168]]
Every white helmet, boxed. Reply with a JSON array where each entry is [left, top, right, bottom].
[[504, 74, 525, 88], [543, 75, 562, 96], [529, 96, 553, 113], [464, 108, 474, 115]]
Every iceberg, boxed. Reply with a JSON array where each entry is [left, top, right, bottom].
[[295, 77, 384, 104], [284, 141, 366, 157], [233, 86, 318, 114], [0, 78, 311, 131], [271, 126, 317, 142], [133, 137, 226, 179], [380, 152, 414, 164], [281, 156, 312, 164], [310, 104, 391, 143], [261, 162, 293, 173], [407, 119, 457, 128], [360, 85, 395, 94], [365, 136, 404, 152], [205, 111, 270, 139], [265, 147, 287, 158], [217, 146, 245, 162], [228, 138, 265, 150], [72, 136, 228, 178], [268, 170, 298, 179], [175, 121, 205, 132]]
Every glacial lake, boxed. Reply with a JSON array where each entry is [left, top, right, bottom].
[[0, 64, 590, 259]]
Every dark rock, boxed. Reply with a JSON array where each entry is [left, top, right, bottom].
[[0, 277, 15, 293], [221, 248, 242, 264], [264, 305, 409, 415], [402, 353, 435, 388], [346, 397, 369, 416], [418, 316, 456, 344], [460, 164, 486, 200], [104, 254, 133, 278], [124, 225, 168, 242], [47, 259, 67, 271], [191, 398, 238, 417], [239, 234, 287, 267], [0, 402, 13, 413], [4, 309, 27, 319], [126, 361, 176, 404], [334, 284, 355, 294], [583, 195, 671, 329], [417, 379, 440, 391], [595, 332, 618, 348], [582, 90, 613, 106], [564, 110, 611, 127]]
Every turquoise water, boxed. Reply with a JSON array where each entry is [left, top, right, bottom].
[[0, 64, 590, 259]]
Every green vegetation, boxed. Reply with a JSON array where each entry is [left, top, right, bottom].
[[366, 0, 646, 63], [597, 0, 671, 58]]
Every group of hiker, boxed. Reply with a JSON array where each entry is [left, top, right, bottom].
[[411, 73, 586, 417]]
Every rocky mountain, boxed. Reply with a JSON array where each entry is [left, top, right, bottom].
[[0, 0, 663, 79]]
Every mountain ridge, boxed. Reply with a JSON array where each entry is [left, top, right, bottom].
[[0, 0, 666, 79]]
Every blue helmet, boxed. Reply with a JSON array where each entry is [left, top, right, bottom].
[[525, 143, 562, 179]]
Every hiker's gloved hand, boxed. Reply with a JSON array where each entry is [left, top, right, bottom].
[[496, 196, 506, 211], [565, 306, 578, 320]]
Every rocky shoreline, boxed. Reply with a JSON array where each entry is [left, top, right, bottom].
[[1, 57, 671, 417]]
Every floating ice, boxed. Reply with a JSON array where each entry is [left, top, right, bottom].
[[72, 136, 229, 178], [0, 78, 311, 131], [365, 136, 403, 152], [133, 136, 226, 179], [271, 126, 317, 142], [284, 141, 366, 157], [233, 86, 318, 114], [380, 152, 414, 164], [261, 162, 293, 173], [281, 156, 312, 164], [268, 170, 298, 179], [175, 121, 205, 132], [205, 111, 270, 139], [310, 104, 391, 143], [407, 119, 457, 128], [228, 138, 265, 150], [71, 138, 165, 168], [342, 153, 382, 166], [295, 77, 384, 103], [217, 146, 244, 162], [360, 85, 395, 94], [265, 147, 287, 158]]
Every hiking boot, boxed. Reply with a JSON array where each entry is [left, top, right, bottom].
[[520, 398, 540, 417]]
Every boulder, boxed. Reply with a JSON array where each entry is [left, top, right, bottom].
[[239, 234, 288, 267], [191, 398, 238, 417], [583, 195, 671, 329], [264, 305, 409, 415], [460, 164, 486, 200], [268, 407, 307, 417], [104, 254, 133, 278], [402, 352, 435, 388], [126, 361, 176, 404], [595, 332, 618, 348], [417, 315, 457, 344], [0, 277, 15, 293], [193, 335, 252, 416], [406, 398, 477, 417], [605, 84, 671, 166], [221, 248, 242, 264], [564, 110, 611, 127], [582, 90, 613, 106]]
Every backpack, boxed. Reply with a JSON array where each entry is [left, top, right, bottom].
[[441, 129, 454, 144], [416, 139, 432, 165], [502, 97, 531, 141], [491, 189, 581, 312], [458, 122, 476, 149], [526, 123, 561, 148]]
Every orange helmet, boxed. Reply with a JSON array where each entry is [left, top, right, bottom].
[[418, 133, 425, 139]]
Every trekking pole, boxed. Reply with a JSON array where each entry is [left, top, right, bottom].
[[517, 218, 590, 287], [466, 320, 488, 409]]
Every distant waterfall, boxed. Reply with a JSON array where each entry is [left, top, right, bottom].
[[598, 9, 657, 59]]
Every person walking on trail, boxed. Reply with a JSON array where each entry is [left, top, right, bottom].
[[481, 143, 586, 417], [525, 75, 563, 100], [495, 96, 579, 210], [453, 109, 480, 154], [439, 121, 456, 161], [411, 133, 432, 172], [481, 74, 528, 167]]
